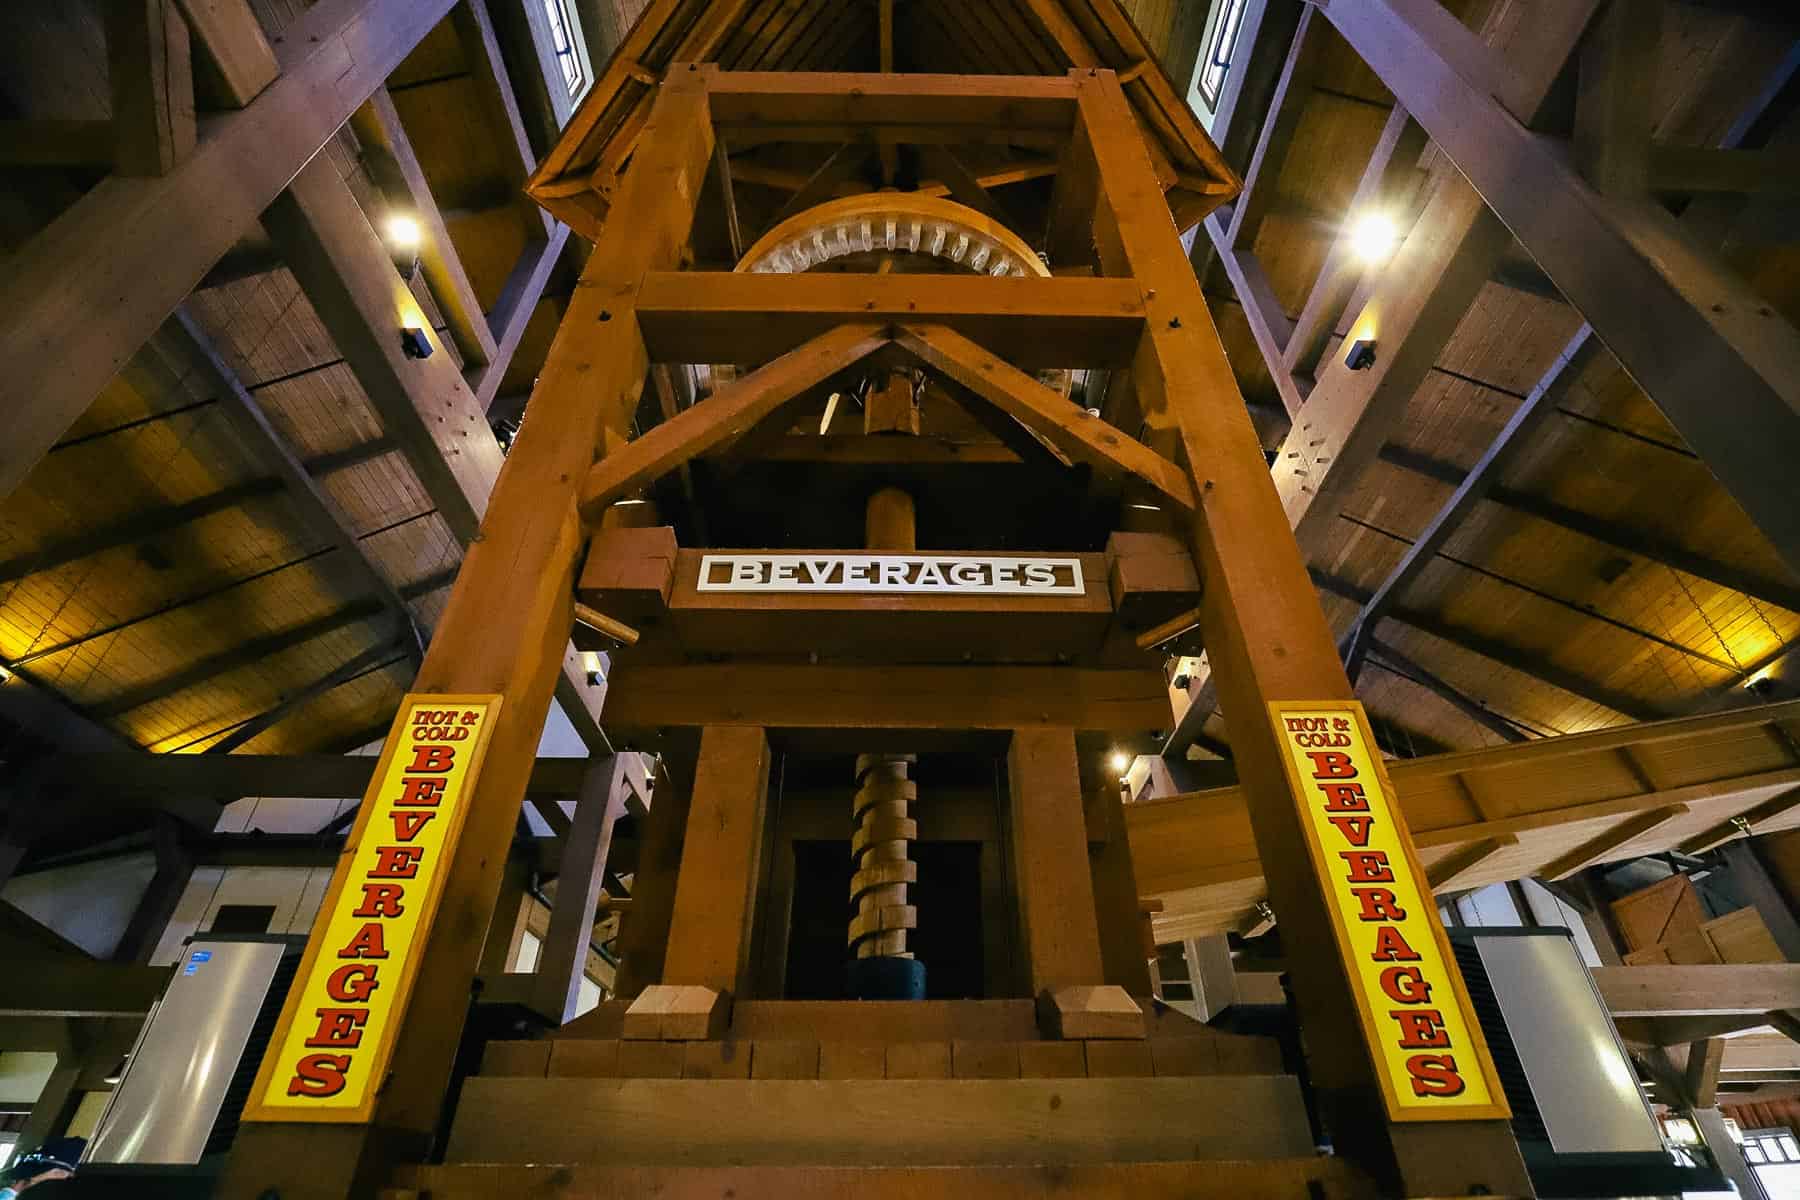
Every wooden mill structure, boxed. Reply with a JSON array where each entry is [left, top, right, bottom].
[[2, 0, 1800, 1198]]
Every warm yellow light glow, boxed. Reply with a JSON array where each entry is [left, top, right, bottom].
[[820, 392, 840, 435], [385, 214, 423, 252], [1348, 211, 1400, 265], [580, 650, 606, 682], [1110, 750, 1132, 773]]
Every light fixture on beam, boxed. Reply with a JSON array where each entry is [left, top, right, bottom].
[[1347, 210, 1399, 265], [1110, 749, 1131, 775], [385, 213, 423, 281], [1345, 338, 1377, 371], [399, 327, 434, 360], [580, 650, 607, 687], [0, 663, 11, 684]]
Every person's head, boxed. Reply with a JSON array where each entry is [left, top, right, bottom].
[[5, 1138, 83, 1192]]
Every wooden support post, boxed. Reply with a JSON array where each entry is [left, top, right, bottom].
[[1007, 728, 1106, 994], [1074, 69, 1528, 1195], [535, 757, 628, 1023], [1089, 783, 1153, 995], [661, 727, 771, 997], [477, 856, 534, 982], [174, 0, 279, 106], [865, 488, 916, 552], [112, 814, 195, 964], [219, 67, 716, 1200], [107, 0, 197, 176], [617, 753, 694, 999]]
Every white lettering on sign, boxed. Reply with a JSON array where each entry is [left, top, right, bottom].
[[697, 554, 1085, 595]]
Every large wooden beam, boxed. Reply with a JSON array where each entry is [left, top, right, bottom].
[[1075, 69, 1528, 1192], [1596, 965, 1800, 1017], [577, 324, 891, 522], [0, 0, 457, 504], [1573, 0, 1660, 196], [1323, 0, 1800, 576], [220, 70, 717, 1200], [634, 273, 1147, 368], [106, 0, 197, 176], [661, 727, 770, 995], [704, 70, 1077, 132], [1008, 728, 1107, 993], [893, 323, 1196, 510], [602, 664, 1171, 733], [534, 758, 628, 1021], [42, 752, 591, 804]]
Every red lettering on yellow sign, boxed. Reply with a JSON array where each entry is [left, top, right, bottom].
[[1270, 701, 1505, 1122], [246, 695, 501, 1123]]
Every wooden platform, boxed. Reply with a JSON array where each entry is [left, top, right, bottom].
[[398, 1159, 1379, 1199], [444, 1076, 1315, 1167]]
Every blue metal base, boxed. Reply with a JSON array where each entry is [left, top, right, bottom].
[[846, 955, 927, 1000]]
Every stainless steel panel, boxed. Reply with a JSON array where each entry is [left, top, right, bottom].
[[85, 939, 287, 1164], [1475, 932, 1663, 1155]]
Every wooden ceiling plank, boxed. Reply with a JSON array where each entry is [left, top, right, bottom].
[[352, 88, 500, 370], [1313, 570, 1671, 722], [0, 0, 457, 506], [1326, 0, 1800, 578], [1342, 328, 1602, 676], [88, 569, 454, 720], [0, 438, 391, 587], [1364, 636, 1529, 743], [893, 322, 1195, 511], [168, 311, 424, 660], [1649, 146, 1800, 196], [749, 0, 830, 72], [578, 323, 890, 522], [1538, 804, 1690, 881], [633, 271, 1146, 368], [199, 640, 409, 755]]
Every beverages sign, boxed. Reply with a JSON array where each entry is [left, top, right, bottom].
[[697, 553, 1083, 595], [243, 694, 501, 1122], [1269, 700, 1509, 1121]]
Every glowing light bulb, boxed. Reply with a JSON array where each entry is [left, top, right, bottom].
[[1110, 750, 1132, 773], [385, 214, 422, 252], [1348, 211, 1400, 264]]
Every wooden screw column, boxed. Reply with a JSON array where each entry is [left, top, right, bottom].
[[1071, 69, 1529, 1196], [220, 66, 717, 1200], [850, 375, 923, 995]]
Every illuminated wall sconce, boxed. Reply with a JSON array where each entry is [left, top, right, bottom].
[[385, 214, 422, 281], [1345, 339, 1377, 371]]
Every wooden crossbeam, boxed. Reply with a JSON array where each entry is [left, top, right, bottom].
[[1679, 784, 1800, 854], [107, 0, 197, 176], [351, 88, 498, 370], [1225, 6, 1326, 249], [704, 70, 1077, 131], [634, 273, 1146, 368], [893, 323, 1195, 511], [1596, 965, 1800, 1017], [1426, 834, 1518, 893], [471, 223, 573, 410], [577, 323, 890, 524], [1538, 804, 1690, 881]]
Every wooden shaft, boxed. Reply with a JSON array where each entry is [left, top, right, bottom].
[[1007, 727, 1106, 993], [663, 726, 772, 994], [865, 486, 915, 551], [851, 752, 918, 959]]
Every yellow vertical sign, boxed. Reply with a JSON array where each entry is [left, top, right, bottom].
[[1269, 700, 1509, 1122], [242, 694, 501, 1123]]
